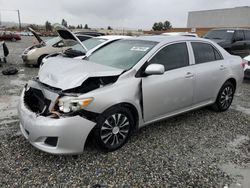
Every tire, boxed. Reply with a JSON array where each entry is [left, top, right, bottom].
[[35, 55, 47, 67], [94, 106, 134, 152], [211, 81, 235, 112], [11, 38, 16, 42]]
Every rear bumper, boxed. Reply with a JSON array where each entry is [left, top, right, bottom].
[[18, 90, 96, 154], [244, 66, 250, 79]]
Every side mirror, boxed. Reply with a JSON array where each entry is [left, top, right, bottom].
[[145, 64, 165, 75]]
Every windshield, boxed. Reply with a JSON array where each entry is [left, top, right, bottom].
[[68, 37, 108, 54], [87, 40, 158, 70], [83, 38, 108, 51], [45, 37, 62, 46], [204, 30, 234, 41]]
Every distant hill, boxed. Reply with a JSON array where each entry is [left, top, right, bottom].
[[0, 21, 31, 28]]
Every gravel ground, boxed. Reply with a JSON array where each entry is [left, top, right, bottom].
[[0, 37, 250, 187]]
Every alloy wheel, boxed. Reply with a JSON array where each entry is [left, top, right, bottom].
[[219, 86, 234, 110], [100, 113, 130, 147]]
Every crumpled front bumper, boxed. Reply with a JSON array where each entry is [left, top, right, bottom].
[[18, 90, 96, 154]]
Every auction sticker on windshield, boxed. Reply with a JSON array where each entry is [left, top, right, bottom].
[[130, 47, 150, 52]]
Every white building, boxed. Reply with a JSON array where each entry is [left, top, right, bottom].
[[187, 6, 250, 28]]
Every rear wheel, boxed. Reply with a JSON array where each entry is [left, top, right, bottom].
[[11, 38, 16, 42], [211, 81, 235, 112], [94, 106, 134, 152]]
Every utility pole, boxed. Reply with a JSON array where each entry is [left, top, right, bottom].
[[17, 10, 21, 30], [0, 9, 22, 30]]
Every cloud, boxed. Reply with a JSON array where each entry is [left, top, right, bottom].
[[0, 0, 250, 29]]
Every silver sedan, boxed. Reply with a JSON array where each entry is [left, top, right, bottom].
[[18, 36, 244, 154]]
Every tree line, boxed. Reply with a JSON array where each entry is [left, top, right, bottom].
[[152, 20, 172, 31]]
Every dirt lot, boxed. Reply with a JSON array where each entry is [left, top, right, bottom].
[[0, 37, 250, 187]]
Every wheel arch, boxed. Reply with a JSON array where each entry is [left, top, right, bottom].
[[102, 102, 139, 130], [225, 77, 237, 90], [37, 54, 49, 66]]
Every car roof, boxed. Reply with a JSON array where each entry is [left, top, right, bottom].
[[95, 35, 131, 40], [211, 28, 250, 31], [162, 32, 197, 36], [129, 35, 204, 44]]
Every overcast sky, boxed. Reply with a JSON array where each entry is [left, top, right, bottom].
[[0, 0, 250, 29]]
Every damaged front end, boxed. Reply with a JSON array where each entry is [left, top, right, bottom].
[[18, 78, 103, 154], [18, 66, 122, 154]]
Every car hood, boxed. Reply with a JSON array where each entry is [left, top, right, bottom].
[[28, 27, 43, 43], [54, 24, 88, 52], [38, 57, 124, 90]]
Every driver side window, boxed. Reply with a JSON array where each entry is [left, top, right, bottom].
[[149, 42, 189, 71]]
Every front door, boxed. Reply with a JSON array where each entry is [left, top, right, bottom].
[[142, 42, 194, 122]]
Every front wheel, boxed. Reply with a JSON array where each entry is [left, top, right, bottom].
[[94, 107, 134, 152], [211, 81, 235, 112]]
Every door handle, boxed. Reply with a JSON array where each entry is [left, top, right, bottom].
[[219, 65, 226, 70], [185, 72, 194, 78]]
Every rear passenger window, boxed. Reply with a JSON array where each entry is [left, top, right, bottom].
[[234, 30, 244, 41], [149, 42, 189, 71], [244, 30, 250, 40], [191, 42, 222, 64]]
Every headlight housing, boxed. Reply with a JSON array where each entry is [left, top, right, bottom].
[[58, 97, 94, 113], [27, 48, 36, 55]]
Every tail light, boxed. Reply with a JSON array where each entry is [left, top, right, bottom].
[[241, 59, 248, 70]]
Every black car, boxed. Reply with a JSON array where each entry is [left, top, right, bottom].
[[204, 28, 250, 58]]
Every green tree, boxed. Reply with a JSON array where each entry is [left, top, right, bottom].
[[163, 20, 172, 30], [61, 19, 68, 27], [84, 24, 89, 29], [152, 20, 172, 31], [45, 21, 52, 31]]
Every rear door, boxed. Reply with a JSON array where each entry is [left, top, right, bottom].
[[243, 30, 250, 56], [231, 30, 247, 57], [142, 42, 194, 122], [191, 42, 226, 104]]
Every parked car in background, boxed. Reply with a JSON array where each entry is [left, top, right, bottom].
[[243, 55, 250, 79], [0, 31, 21, 41], [18, 35, 244, 154], [204, 28, 250, 58], [43, 34, 131, 60], [21, 27, 93, 67], [162, 32, 198, 37], [18, 31, 34, 36]]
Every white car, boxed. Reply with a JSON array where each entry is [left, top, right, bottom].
[[43, 28, 131, 61], [162, 32, 198, 37]]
